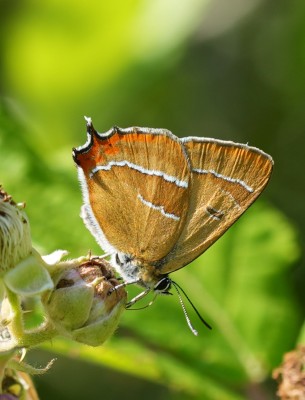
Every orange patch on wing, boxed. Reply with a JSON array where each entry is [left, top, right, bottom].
[[93, 131, 159, 159], [77, 130, 170, 175]]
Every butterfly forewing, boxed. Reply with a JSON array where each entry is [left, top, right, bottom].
[[160, 138, 273, 274], [74, 125, 191, 262]]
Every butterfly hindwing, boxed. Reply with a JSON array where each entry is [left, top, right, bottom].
[[160, 137, 273, 274]]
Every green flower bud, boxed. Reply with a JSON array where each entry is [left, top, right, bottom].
[[0, 188, 32, 274], [44, 258, 126, 346]]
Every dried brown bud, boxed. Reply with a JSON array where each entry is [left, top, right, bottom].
[[273, 345, 305, 400]]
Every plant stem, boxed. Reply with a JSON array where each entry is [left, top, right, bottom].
[[2, 289, 57, 351], [18, 321, 58, 347], [5, 288, 24, 340]]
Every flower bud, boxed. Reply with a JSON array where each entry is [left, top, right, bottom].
[[44, 258, 126, 346], [0, 188, 32, 274], [1, 368, 39, 400]]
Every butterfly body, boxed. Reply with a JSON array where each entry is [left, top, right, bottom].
[[113, 251, 165, 288], [73, 118, 273, 294]]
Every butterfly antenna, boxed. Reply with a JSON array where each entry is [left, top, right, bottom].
[[171, 281, 212, 334]]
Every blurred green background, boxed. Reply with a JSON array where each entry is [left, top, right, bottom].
[[1, 0, 305, 399]]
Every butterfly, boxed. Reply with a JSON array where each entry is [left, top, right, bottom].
[[72, 117, 273, 331]]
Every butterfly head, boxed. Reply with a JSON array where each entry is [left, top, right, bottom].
[[153, 276, 172, 294]]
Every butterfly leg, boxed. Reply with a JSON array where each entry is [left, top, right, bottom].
[[125, 288, 151, 308], [109, 278, 140, 294]]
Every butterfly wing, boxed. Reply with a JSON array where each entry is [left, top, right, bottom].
[[160, 137, 273, 274], [73, 121, 191, 262]]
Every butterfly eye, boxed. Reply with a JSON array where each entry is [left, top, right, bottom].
[[154, 277, 171, 292], [115, 253, 123, 266], [115, 253, 133, 267]]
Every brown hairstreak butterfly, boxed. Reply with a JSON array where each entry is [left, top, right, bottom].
[[72, 117, 273, 333]]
